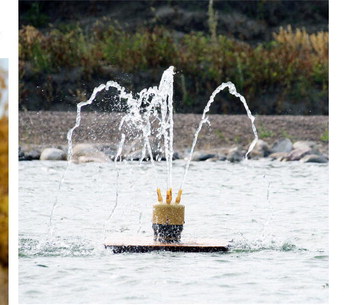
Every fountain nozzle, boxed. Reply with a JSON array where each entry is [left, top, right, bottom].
[[152, 188, 185, 243]]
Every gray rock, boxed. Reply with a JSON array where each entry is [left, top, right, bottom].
[[72, 143, 110, 163], [191, 151, 216, 161], [98, 144, 119, 157], [126, 149, 149, 161], [271, 138, 293, 153], [248, 139, 270, 159], [217, 155, 227, 161], [19, 145, 43, 161], [18, 147, 25, 161], [78, 156, 111, 163], [155, 151, 181, 161], [226, 146, 245, 162], [293, 141, 320, 154], [268, 151, 289, 161], [205, 157, 220, 162], [172, 152, 180, 160], [25, 149, 41, 160], [40, 148, 66, 161], [286, 148, 311, 161], [300, 154, 328, 163]]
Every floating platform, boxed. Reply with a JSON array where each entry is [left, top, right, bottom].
[[104, 238, 229, 253]]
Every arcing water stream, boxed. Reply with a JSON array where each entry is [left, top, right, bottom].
[[66, 66, 258, 201]]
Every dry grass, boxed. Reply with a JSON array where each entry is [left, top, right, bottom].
[[273, 25, 328, 59]]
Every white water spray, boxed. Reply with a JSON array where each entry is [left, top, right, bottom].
[[179, 81, 258, 189], [66, 67, 176, 190]]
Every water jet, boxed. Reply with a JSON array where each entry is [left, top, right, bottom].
[[66, 66, 258, 253]]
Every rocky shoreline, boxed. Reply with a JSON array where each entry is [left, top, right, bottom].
[[19, 112, 329, 164]]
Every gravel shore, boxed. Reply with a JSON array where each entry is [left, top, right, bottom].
[[19, 111, 329, 155]]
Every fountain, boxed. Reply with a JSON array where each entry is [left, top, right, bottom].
[[66, 66, 258, 253]]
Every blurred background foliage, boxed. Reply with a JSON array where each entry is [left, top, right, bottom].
[[19, 0, 328, 115]]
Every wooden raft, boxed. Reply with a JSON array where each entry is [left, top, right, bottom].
[[104, 238, 229, 253]]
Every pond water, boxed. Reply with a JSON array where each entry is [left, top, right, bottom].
[[19, 159, 328, 303]]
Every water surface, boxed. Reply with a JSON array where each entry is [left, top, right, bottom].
[[19, 160, 328, 303]]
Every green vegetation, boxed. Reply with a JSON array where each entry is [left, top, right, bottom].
[[320, 128, 329, 142], [19, 22, 328, 114], [214, 129, 227, 143], [258, 125, 275, 139], [280, 130, 295, 142]]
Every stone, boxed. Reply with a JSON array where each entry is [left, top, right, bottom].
[[286, 148, 311, 161], [156, 151, 181, 161], [217, 155, 227, 161], [40, 148, 66, 161], [72, 143, 110, 163], [191, 151, 216, 161], [271, 138, 293, 153], [205, 157, 219, 162], [268, 151, 289, 161], [293, 141, 320, 154], [98, 144, 119, 158], [18, 147, 25, 161], [24, 149, 41, 160], [126, 149, 149, 161], [172, 152, 180, 160], [248, 139, 270, 159], [78, 156, 111, 163], [226, 146, 245, 162], [300, 154, 328, 163]]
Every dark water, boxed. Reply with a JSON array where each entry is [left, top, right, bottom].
[[19, 160, 328, 303]]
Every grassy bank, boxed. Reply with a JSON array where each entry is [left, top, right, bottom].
[[19, 21, 328, 114]]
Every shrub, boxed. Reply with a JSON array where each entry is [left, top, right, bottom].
[[19, 23, 328, 114]]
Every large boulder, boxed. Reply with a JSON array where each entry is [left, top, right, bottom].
[[271, 138, 293, 153], [40, 148, 66, 161], [72, 144, 110, 163]]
